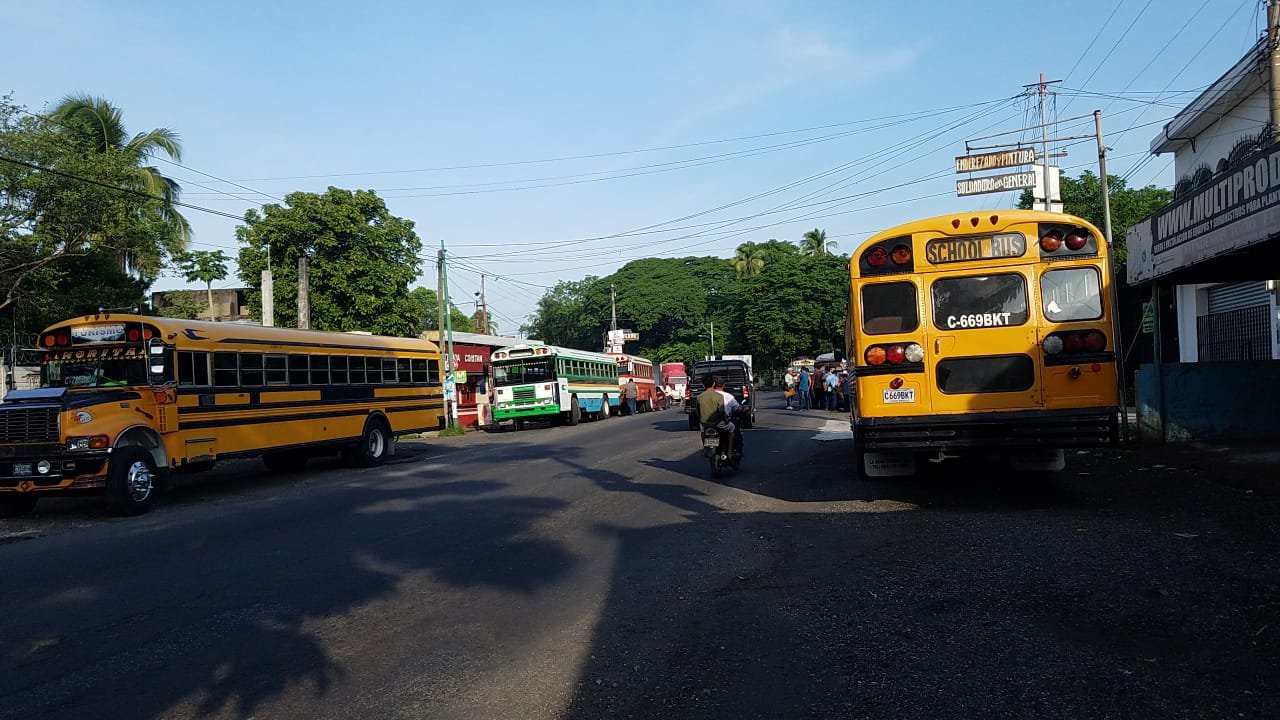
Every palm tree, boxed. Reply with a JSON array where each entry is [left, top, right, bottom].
[[49, 95, 191, 267], [732, 242, 765, 279], [174, 250, 230, 319], [799, 228, 837, 257]]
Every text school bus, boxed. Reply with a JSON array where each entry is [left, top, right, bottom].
[[490, 344, 620, 429], [846, 209, 1119, 478], [0, 314, 444, 517]]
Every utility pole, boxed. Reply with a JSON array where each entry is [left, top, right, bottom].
[[297, 255, 310, 330], [709, 320, 715, 360], [1270, 0, 1280, 140], [479, 274, 488, 334], [609, 284, 618, 331], [440, 240, 456, 429]]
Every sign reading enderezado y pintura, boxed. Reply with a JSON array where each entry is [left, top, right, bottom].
[[1128, 139, 1280, 283]]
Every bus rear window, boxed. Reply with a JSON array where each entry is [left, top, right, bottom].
[[860, 282, 918, 335], [931, 274, 1028, 330], [1041, 267, 1102, 322]]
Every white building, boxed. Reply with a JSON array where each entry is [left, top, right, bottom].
[[1130, 37, 1280, 361]]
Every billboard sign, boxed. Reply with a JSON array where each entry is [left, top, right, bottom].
[[956, 170, 1038, 197], [955, 148, 1036, 174]]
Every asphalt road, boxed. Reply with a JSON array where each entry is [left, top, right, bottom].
[[1, 394, 1276, 719]]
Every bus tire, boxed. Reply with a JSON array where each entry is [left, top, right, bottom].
[[355, 417, 392, 467], [598, 402, 609, 421], [514, 419, 525, 431], [566, 396, 581, 426], [0, 494, 38, 518], [106, 447, 157, 516], [263, 450, 309, 473]]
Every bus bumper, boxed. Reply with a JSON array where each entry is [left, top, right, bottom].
[[493, 404, 560, 420], [856, 407, 1119, 451], [0, 446, 110, 492]]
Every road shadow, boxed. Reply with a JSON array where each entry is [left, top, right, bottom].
[[0, 457, 577, 719]]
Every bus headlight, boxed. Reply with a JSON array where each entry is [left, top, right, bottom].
[[67, 435, 110, 452], [36, 460, 52, 474]]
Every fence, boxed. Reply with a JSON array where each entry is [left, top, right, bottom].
[[1196, 305, 1272, 361]]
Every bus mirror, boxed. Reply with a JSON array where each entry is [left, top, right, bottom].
[[147, 338, 166, 380]]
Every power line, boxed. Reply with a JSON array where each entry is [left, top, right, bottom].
[[1060, 0, 1157, 117]]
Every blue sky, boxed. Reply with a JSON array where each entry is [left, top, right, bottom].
[[3, 0, 1262, 334]]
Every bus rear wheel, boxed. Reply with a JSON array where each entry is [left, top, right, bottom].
[[106, 447, 156, 516], [354, 417, 392, 467], [0, 495, 38, 518]]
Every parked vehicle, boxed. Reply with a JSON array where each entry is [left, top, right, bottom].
[[659, 362, 688, 406], [684, 358, 755, 430]]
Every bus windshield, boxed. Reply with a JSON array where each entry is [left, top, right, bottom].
[[43, 354, 149, 388], [493, 359, 554, 385]]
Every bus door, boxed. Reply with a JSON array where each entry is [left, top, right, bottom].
[[923, 267, 1044, 414]]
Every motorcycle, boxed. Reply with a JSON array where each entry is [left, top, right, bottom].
[[700, 409, 744, 478]]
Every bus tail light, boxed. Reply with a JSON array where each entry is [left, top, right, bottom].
[[866, 247, 888, 267], [1065, 231, 1088, 250], [890, 245, 912, 265], [889, 377, 904, 390], [1040, 231, 1063, 252], [885, 345, 905, 364], [903, 343, 924, 363], [1083, 330, 1106, 352], [1063, 333, 1084, 354], [865, 347, 887, 366], [1042, 335, 1064, 355]]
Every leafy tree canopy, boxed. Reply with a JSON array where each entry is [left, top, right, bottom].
[[236, 188, 424, 336], [407, 286, 474, 334]]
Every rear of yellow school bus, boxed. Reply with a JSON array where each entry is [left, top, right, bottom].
[[847, 209, 1120, 478]]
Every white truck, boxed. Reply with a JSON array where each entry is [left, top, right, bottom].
[[719, 354, 753, 382]]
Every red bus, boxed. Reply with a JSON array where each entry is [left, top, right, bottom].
[[609, 353, 660, 412]]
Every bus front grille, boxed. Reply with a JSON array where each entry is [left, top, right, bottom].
[[0, 407, 60, 443], [512, 387, 537, 401]]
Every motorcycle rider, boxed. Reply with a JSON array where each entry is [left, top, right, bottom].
[[696, 374, 744, 458]]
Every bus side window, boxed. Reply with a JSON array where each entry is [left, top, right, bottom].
[[397, 358, 412, 384], [428, 359, 440, 383], [331, 356, 350, 384], [288, 354, 309, 385], [240, 353, 264, 386], [411, 358, 429, 384], [178, 351, 210, 386], [383, 358, 398, 384], [213, 352, 238, 387], [266, 354, 288, 385], [311, 355, 330, 385], [365, 357, 381, 384]]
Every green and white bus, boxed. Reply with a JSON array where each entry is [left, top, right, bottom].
[[491, 344, 620, 428]]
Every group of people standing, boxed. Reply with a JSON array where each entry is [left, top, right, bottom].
[[783, 365, 848, 412]]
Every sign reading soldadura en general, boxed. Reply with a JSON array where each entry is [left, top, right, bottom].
[[1129, 138, 1280, 284]]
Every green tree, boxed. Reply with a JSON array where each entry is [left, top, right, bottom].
[[406, 286, 474, 335], [173, 249, 230, 318], [799, 228, 836, 257], [236, 188, 424, 336], [523, 277, 601, 349], [49, 94, 191, 270], [1, 94, 182, 325], [1017, 170, 1172, 264], [731, 242, 765, 279], [738, 252, 848, 374]]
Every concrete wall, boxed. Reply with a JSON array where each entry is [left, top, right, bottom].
[[1136, 361, 1280, 442], [1171, 88, 1268, 179]]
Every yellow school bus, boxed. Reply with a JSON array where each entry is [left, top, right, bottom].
[[0, 314, 444, 516], [846, 209, 1119, 478]]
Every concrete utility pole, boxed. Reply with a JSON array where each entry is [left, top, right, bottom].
[[1039, 73, 1051, 211], [440, 240, 456, 428], [1270, 0, 1280, 140], [479, 274, 488, 333], [261, 267, 274, 327], [297, 255, 310, 330], [609, 284, 618, 331]]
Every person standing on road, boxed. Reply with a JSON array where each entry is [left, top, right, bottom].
[[797, 368, 811, 410], [784, 370, 797, 410], [824, 368, 839, 411], [624, 378, 638, 416]]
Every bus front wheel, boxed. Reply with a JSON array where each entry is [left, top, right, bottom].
[[106, 447, 157, 516], [355, 417, 392, 467], [566, 397, 581, 426]]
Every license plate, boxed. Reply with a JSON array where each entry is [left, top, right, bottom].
[[13, 463, 32, 476], [882, 388, 916, 404], [703, 438, 720, 448]]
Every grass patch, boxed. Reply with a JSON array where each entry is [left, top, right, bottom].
[[438, 425, 467, 437]]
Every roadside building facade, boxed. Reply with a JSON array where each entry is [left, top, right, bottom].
[[1127, 37, 1280, 440]]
